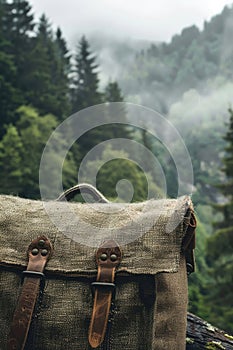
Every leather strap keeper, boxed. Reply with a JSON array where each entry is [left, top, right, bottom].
[[7, 235, 53, 350], [89, 240, 122, 348]]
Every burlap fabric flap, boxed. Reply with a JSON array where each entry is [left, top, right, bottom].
[[0, 195, 193, 350], [0, 195, 192, 275]]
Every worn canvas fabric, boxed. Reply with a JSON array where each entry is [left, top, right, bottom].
[[0, 194, 195, 350]]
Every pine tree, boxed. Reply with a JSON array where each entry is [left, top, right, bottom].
[[53, 27, 71, 118], [104, 80, 132, 139], [206, 108, 233, 333], [23, 14, 54, 115], [210, 108, 233, 245], [26, 15, 71, 119], [0, 46, 23, 137], [70, 36, 103, 165], [71, 35, 102, 112], [0, 0, 29, 136], [104, 81, 124, 102], [0, 124, 23, 193], [2, 0, 35, 89], [2, 0, 34, 44]]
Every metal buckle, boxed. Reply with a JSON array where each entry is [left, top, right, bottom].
[[22, 270, 45, 289], [91, 282, 116, 297]]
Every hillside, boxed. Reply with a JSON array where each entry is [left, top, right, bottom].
[[92, 5, 233, 205], [91, 5, 233, 114], [88, 6, 233, 201]]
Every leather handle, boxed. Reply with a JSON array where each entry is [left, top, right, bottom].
[[7, 236, 53, 350], [56, 183, 109, 203], [89, 240, 122, 348]]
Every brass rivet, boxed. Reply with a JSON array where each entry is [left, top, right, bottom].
[[110, 254, 117, 262], [41, 249, 48, 256], [100, 253, 108, 261], [38, 239, 45, 247], [31, 248, 39, 256]]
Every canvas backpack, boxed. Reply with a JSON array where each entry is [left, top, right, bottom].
[[0, 184, 196, 350]]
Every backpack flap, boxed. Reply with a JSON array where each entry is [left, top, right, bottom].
[[0, 195, 194, 275], [0, 195, 195, 350]]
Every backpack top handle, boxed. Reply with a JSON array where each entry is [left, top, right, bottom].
[[56, 183, 109, 203]]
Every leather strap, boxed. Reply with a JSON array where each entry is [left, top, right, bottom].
[[7, 236, 53, 350], [89, 240, 122, 348], [183, 212, 196, 275]]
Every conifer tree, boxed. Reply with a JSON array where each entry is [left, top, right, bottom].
[[71, 35, 102, 112], [54, 27, 71, 118], [27, 15, 71, 119], [104, 80, 132, 139], [206, 108, 233, 333], [70, 36, 103, 164], [104, 81, 124, 102], [0, 124, 23, 193], [2, 0, 34, 44], [0, 50, 22, 137], [24, 14, 55, 115], [0, 0, 32, 135], [2, 0, 34, 88]]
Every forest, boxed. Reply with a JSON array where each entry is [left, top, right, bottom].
[[0, 0, 233, 334]]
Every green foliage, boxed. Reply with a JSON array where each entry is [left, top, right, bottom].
[[104, 81, 124, 102], [188, 217, 211, 319], [1, 0, 34, 96], [0, 1, 135, 202], [0, 3, 71, 125], [70, 38, 132, 163], [0, 106, 56, 197], [119, 5, 233, 111], [204, 108, 233, 333], [168, 85, 229, 204], [115, 6, 233, 207], [71, 35, 102, 112], [0, 1, 27, 136], [25, 15, 71, 119], [103, 81, 133, 140], [0, 50, 22, 137], [80, 145, 163, 201], [0, 124, 23, 194], [0, 106, 77, 198]]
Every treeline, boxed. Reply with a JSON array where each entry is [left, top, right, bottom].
[[0, 0, 126, 130], [113, 4, 233, 206], [0, 0, 157, 199], [120, 5, 233, 112]]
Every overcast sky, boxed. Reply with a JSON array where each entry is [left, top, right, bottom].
[[29, 0, 233, 44]]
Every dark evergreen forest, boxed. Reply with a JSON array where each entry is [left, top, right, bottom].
[[1, 0, 233, 333]]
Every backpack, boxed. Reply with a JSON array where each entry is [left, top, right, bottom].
[[0, 184, 196, 350]]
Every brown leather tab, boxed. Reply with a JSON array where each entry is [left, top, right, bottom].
[[89, 240, 122, 348], [7, 236, 53, 350], [183, 212, 196, 251], [183, 212, 196, 275]]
